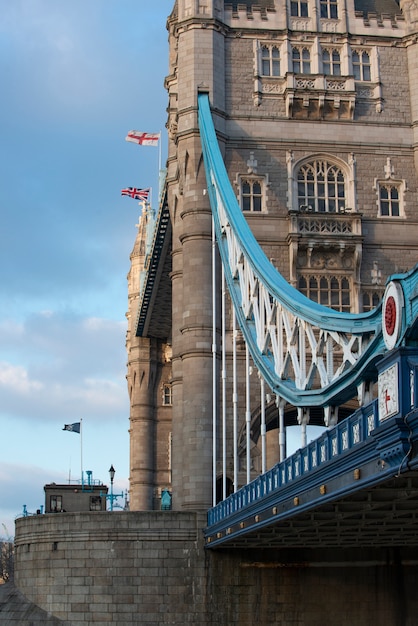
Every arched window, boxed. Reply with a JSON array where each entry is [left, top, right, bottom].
[[379, 184, 400, 217], [323, 49, 341, 76], [297, 159, 346, 212], [163, 384, 172, 406], [352, 51, 371, 81], [362, 292, 381, 312], [299, 275, 351, 311], [241, 178, 263, 212], [261, 45, 280, 77], [292, 47, 311, 74]]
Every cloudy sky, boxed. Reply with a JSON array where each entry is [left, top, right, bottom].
[[0, 0, 172, 536]]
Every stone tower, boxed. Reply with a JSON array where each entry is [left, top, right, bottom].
[[126, 204, 172, 510], [127, 0, 418, 511]]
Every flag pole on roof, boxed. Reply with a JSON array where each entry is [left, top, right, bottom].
[[125, 130, 160, 147], [124, 129, 161, 207], [121, 187, 150, 202], [63, 419, 83, 486], [158, 130, 162, 173]]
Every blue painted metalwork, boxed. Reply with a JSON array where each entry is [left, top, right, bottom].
[[161, 489, 172, 510], [197, 93, 381, 333], [197, 92, 418, 407], [207, 399, 379, 528], [206, 409, 418, 547], [205, 346, 418, 546]]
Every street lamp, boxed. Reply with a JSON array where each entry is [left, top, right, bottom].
[[109, 465, 115, 511]]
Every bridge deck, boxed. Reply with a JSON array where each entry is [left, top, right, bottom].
[[205, 400, 418, 549], [205, 472, 418, 549]]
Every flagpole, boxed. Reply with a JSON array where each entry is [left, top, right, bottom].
[[80, 418, 83, 487], [158, 130, 162, 173]]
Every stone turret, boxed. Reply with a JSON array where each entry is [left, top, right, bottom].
[[126, 207, 156, 510], [165, 0, 227, 509]]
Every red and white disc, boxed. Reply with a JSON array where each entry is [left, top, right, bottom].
[[382, 281, 403, 350]]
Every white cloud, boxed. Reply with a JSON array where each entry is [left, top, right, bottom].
[[0, 1, 170, 533], [0, 311, 128, 423], [0, 362, 43, 393]]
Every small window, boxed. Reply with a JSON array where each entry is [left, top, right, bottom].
[[362, 292, 381, 312], [291, 0, 309, 16], [90, 496, 102, 511], [320, 0, 338, 19], [50, 495, 62, 512], [261, 45, 280, 77], [379, 184, 400, 217], [292, 47, 311, 74], [299, 275, 351, 311], [241, 178, 263, 212], [352, 51, 371, 81], [163, 383, 172, 406], [323, 49, 341, 76]]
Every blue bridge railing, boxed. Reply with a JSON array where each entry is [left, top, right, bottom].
[[208, 399, 379, 527]]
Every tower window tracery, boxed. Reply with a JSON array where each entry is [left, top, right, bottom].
[[298, 275, 351, 311], [362, 291, 382, 312], [261, 45, 280, 77], [297, 160, 346, 212], [322, 49, 341, 76], [378, 184, 400, 217], [240, 177, 264, 212], [352, 50, 371, 81], [374, 159, 406, 218], [292, 47, 311, 74], [289, 155, 360, 312]]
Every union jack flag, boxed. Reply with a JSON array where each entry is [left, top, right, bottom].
[[121, 187, 150, 202], [125, 131, 160, 146]]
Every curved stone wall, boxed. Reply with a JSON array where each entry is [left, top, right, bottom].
[[14, 511, 207, 625], [12, 510, 418, 625]]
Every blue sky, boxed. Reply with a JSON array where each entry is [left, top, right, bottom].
[[0, 1, 172, 536]]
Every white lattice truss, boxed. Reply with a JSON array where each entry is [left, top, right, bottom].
[[212, 179, 382, 408]]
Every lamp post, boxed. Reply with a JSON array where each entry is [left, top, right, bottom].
[[109, 464, 115, 511], [103, 465, 123, 510]]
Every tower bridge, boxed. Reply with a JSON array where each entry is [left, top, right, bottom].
[[138, 91, 418, 549], [8, 1, 418, 623]]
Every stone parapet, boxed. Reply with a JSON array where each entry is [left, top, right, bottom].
[[14, 511, 208, 625], [5, 511, 418, 624]]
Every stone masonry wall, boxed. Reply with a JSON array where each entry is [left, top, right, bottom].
[[8, 512, 418, 625], [14, 512, 208, 625]]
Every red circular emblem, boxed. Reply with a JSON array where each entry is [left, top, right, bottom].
[[384, 295, 397, 336]]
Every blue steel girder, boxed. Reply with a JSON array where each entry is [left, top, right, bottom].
[[204, 402, 418, 548], [197, 92, 418, 408]]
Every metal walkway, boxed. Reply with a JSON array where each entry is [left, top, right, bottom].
[[204, 393, 418, 548]]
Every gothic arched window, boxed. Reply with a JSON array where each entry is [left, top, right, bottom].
[[298, 275, 351, 312], [322, 49, 341, 76], [292, 47, 311, 74], [379, 184, 400, 217], [297, 159, 346, 212], [352, 50, 371, 81], [261, 45, 280, 76], [241, 178, 263, 212]]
